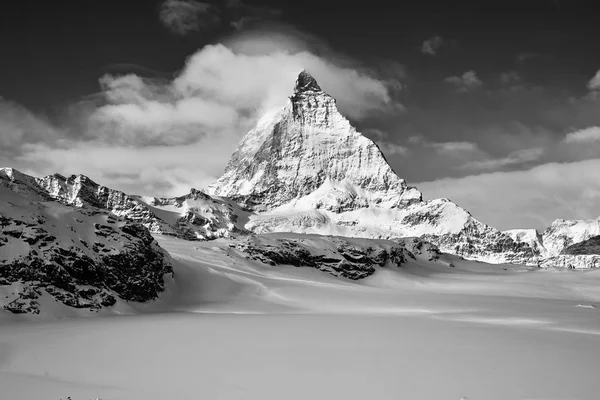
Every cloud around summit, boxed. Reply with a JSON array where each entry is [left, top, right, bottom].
[[1, 27, 406, 198]]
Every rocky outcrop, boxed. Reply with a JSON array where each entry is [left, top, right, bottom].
[[0, 184, 173, 314], [540, 255, 600, 269], [230, 234, 439, 280]]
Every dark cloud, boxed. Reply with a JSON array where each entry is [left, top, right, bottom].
[[158, 0, 282, 36], [159, 0, 221, 36], [421, 36, 445, 56], [444, 70, 482, 92], [516, 52, 539, 63], [499, 71, 521, 85]]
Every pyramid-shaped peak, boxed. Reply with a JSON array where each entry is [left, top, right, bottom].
[[294, 70, 322, 93]]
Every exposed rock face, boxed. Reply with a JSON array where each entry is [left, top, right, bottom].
[[538, 235, 600, 270], [207, 71, 540, 266], [540, 255, 600, 269], [207, 70, 423, 211], [230, 233, 440, 280], [0, 184, 173, 314], [503, 229, 546, 256], [562, 235, 600, 255], [1, 167, 247, 241]]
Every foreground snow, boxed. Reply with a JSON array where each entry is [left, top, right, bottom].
[[2, 235, 600, 399]]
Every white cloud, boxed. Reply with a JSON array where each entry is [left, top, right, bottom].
[[588, 69, 600, 91], [564, 126, 600, 143], [417, 158, 600, 231], [431, 141, 479, 153], [376, 142, 409, 156], [500, 71, 521, 85], [444, 71, 482, 92], [0, 100, 59, 154], [421, 36, 444, 56], [159, 0, 220, 36], [461, 147, 544, 170]]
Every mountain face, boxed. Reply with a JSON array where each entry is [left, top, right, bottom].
[[0, 176, 173, 314], [207, 71, 541, 265], [1, 168, 246, 241], [207, 70, 423, 212], [542, 218, 600, 257]]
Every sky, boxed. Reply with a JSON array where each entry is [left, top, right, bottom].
[[1, 0, 600, 231]]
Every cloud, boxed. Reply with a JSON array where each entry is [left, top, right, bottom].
[[461, 147, 544, 170], [431, 141, 479, 153], [563, 126, 600, 143], [226, 0, 282, 30], [417, 158, 600, 231], [444, 71, 482, 92], [588, 69, 600, 91], [405, 136, 481, 155], [0, 100, 60, 155], [421, 36, 444, 56], [376, 142, 409, 156], [159, 0, 220, 36], [158, 0, 282, 36], [516, 52, 538, 63], [500, 71, 521, 85]]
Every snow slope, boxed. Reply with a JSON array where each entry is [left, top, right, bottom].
[[2, 234, 600, 399]]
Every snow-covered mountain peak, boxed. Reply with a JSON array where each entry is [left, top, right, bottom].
[[207, 72, 422, 211], [293, 70, 322, 94]]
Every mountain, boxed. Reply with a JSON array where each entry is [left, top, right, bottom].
[[1, 167, 247, 241], [542, 218, 600, 256], [208, 70, 423, 212], [207, 71, 540, 265], [0, 171, 173, 314]]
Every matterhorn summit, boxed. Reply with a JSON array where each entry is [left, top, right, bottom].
[[207, 70, 422, 212]]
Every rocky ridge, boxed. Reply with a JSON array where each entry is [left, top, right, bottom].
[[230, 233, 440, 280], [0, 182, 173, 314], [1, 167, 246, 241]]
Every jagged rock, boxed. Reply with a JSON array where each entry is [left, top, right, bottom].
[[0, 184, 173, 314], [540, 255, 600, 269], [230, 234, 429, 280], [561, 235, 600, 255], [207, 70, 423, 211], [1, 167, 247, 241]]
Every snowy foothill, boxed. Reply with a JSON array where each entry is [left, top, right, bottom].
[[2, 234, 600, 400]]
